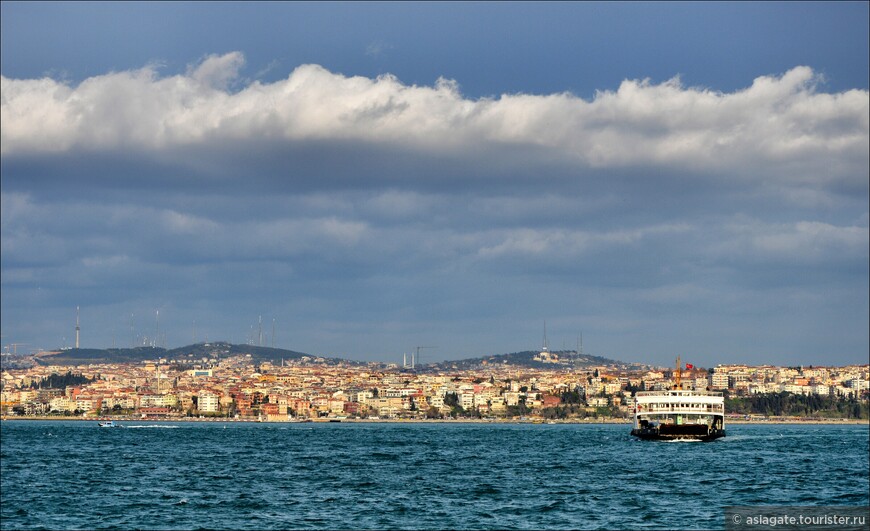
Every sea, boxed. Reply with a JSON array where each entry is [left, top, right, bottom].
[[1, 421, 867, 530]]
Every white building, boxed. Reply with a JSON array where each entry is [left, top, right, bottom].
[[198, 391, 220, 412]]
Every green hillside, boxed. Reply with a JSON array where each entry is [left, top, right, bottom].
[[31, 342, 333, 366]]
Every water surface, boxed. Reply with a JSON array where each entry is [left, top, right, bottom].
[[1, 421, 867, 530]]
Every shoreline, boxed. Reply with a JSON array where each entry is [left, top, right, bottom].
[[2, 416, 867, 425]]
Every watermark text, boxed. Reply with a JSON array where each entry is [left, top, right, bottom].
[[726, 506, 869, 530]]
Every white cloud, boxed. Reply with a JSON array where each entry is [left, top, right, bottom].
[[2, 53, 866, 192], [188, 52, 245, 90], [365, 41, 393, 58], [710, 217, 870, 263], [161, 211, 220, 235], [475, 223, 691, 259]]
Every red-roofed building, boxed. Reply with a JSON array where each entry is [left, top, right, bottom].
[[542, 394, 561, 408]]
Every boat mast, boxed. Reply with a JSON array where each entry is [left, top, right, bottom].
[[675, 355, 682, 389]]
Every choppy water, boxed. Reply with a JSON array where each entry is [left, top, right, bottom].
[[1, 421, 867, 530]]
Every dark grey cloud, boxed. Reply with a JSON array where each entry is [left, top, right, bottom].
[[1, 57, 867, 366]]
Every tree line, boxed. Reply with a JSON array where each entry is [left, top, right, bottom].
[[726, 392, 868, 419], [28, 371, 95, 389]]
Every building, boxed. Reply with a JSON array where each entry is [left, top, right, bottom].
[[198, 391, 220, 412]]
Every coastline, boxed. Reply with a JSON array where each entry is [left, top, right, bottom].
[[2, 415, 866, 425]]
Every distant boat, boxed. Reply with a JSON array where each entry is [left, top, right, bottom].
[[98, 420, 120, 428]]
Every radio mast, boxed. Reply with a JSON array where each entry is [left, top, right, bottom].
[[541, 321, 548, 352]]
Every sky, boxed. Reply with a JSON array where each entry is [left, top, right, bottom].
[[1, 2, 868, 368]]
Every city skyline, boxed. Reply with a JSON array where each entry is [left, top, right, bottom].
[[1, 2, 868, 367]]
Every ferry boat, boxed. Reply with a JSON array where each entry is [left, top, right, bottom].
[[630, 358, 725, 441]]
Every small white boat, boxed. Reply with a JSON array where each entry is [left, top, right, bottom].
[[98, 420, 120, 428]]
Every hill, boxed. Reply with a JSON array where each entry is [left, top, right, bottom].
[[426, 350, 645, 371], [30, 342, 352, 367], [33, 347, 165, 366], [27, 344, 645, 371]]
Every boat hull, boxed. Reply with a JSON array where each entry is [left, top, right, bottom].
[[631, 427, 725, 442]]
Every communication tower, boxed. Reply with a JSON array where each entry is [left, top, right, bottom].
[[75, 306, 80, 349]]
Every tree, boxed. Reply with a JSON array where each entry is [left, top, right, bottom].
[[505, 402, 531, 417], [443, 392, 459, 407], [624, 383, 642, 395], [560, 390, 582, 404], [30, 371, 94, 390]]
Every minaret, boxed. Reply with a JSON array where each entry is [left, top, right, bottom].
[[75, 306, 80, 349]]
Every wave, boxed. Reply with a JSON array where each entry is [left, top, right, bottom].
[[123, 425, 180, 429]]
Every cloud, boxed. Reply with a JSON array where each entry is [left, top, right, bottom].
[[365, 41, 393, 58], [711, 217, 870, 265], [474, 223, 691, 259], [187, 51, 245, 90], [2, 54, 866, 195], [1, 53, 868, 365]]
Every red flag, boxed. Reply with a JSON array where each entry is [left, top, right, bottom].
[[685, 363, 694, 370]]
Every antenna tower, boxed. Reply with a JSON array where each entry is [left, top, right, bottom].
[[542, 321, 548, 352], [75, 306, 80, 349]]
